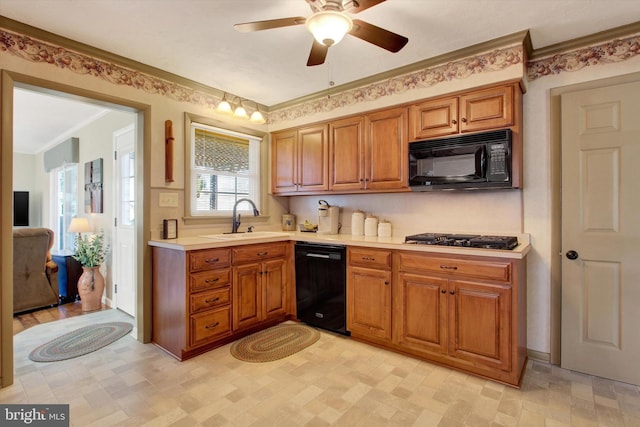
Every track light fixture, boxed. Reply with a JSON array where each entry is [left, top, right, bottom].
[[216, 93, 266, 124]]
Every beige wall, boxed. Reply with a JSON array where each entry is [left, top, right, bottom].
[[2, 24, 640, 365]]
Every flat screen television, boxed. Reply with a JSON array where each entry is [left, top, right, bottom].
[[13, 191, 29, 227]]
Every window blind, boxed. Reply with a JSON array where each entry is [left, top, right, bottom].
[[194, 129, 249, 173]]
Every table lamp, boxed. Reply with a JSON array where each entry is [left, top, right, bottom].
[[68, 217, 91, 237]]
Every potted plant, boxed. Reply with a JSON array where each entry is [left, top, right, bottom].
[[73, 230, 109, 311]]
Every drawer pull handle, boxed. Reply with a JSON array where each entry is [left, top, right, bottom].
[[257, 251, 268, 256], [440, 265, 458, 270], [205, 297, 220, 304], [361, 256, 376, 261], [205, 258, 220, 264], [450, 290, 455, 295], [205, 278, 220, 283], [441, 288, 446, 294], [205, 322, 220, 329]]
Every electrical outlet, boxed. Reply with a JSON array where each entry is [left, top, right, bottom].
[[159, 192, 179, 207]]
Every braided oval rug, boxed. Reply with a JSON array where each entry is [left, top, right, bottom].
[[29, 322, 133, 362], [230, 324, 320, 363]]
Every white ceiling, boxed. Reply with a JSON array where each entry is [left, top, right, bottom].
[[4, 0, 640, 153]]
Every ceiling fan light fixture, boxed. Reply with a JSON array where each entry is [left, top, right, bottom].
[[305, 11, 353, 47]]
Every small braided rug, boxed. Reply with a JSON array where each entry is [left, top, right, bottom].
[[29, 322, 133, 362], [230, 324, 320, 363]]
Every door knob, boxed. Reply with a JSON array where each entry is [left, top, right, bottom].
[[566, 250, 579, 260]]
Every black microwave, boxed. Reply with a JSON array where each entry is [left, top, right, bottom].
[[409, 129, 512, 191]]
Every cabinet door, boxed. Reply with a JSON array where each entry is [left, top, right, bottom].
[[364, 107, 408, 190], [396, 273, 448, 355], [329, 116, 365, 191], [347, 266, 392, 340], [271, 130, 298, 193], [233, 263, 262, 330], [448, 280, 512, 371], [409, 97, 459, 140], [263, 258, 287, 319], [459, 85, 514, 133], [298, 125, 329, 192]]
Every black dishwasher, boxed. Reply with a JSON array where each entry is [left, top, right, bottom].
[[295, 241, 348, 335]]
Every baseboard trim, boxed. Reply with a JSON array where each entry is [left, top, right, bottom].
[[527, 349, 551, 363]]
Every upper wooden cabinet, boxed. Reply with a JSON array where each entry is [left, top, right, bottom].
[[329, 108, 408, 192], [271, 125, 328, 194], [272, 81, 522, 195], [364, 107, 409, 191], [409, 84, 516, 140], [329, 116, 364, 191]]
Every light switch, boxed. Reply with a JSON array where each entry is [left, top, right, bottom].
[[159, 192, 179, 207]]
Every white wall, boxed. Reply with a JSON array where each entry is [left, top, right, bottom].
[[12, 152, 46, 227]]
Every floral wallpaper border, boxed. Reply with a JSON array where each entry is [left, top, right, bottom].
[[1, 27, 639, 125], [0, 29, 220, 110], [0, 28, 523, 125], [527, 33, 640, 80], [270, 45, 523, 123]]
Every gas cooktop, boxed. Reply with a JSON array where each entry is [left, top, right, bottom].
[[404, 233, 519, 250]]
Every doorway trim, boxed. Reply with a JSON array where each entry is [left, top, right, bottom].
[[548, 70, 640, 365], [1, 70, 152, 387]]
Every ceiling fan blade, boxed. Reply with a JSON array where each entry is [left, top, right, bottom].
[[307, 40, 329, 66], [347, 0, 387, 14], [234, 17, 306, 33], [349, 19, 408, 53]]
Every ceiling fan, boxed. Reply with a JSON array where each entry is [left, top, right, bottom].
[[234, 0, 409, 66]]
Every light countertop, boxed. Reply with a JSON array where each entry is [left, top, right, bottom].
[[149, 231, 530, 259]]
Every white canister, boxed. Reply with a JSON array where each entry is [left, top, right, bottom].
[[377, 220, 392, 237], [351, 210, 365, 236], [364, 215, 378, 237]]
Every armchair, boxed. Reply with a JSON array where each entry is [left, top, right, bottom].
[[13, 228, 59, 313]]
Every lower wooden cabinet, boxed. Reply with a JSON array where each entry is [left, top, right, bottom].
[[347, 248, 527, 387], [347, 265, 392, 340], [347, 247, 393, 340], [232, 243, 288, 331], [152, 242, 290, 361], [396, 273, 512, 373]]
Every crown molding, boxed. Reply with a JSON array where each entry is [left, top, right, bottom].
[[529, 20, 640, 60]]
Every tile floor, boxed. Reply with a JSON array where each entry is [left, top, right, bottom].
[[2, 309, 639, 426]]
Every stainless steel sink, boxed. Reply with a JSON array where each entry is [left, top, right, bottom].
[[199, 231, 289, 240]]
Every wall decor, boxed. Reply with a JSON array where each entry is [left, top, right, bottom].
[[84, 158, 103, 213], [165, 120, 174, 182], [162, 219, 178, 239]]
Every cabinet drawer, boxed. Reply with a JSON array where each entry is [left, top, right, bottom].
[[190, 268, 231, 292], [232, 242, 287, 264], [348, 247, 392, 269], [190, 287, 230, 313], [189, 248, 231, 272], [189, 306, 231, 348], [399, 252, 511, 282]]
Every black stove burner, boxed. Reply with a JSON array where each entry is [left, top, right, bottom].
[[404, 233, 518, 250]]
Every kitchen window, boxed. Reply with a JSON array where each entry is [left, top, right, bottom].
[[189, 122, 261, 217]]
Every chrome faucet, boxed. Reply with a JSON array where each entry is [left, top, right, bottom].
[[231, 198, 260, 233]]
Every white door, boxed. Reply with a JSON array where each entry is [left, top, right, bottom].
[[561, 80, 640, 385], [113, 124, 136, 316]]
